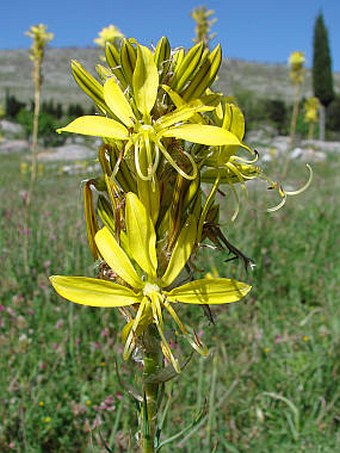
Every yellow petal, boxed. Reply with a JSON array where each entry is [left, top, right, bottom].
[[162, 124, 241, 146], [155, 105, 211, 131], [133, 44, 159, 117], [50, 276, 141, 307], [165, 278, 251, 304], [103, 77, 135, 128], [57, 116, 129, 140], [125, 192, 157, 278], [161, 214, 197, 288], [95, 227, 143, 289]]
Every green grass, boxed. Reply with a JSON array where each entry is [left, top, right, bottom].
[[0, 151, 339, 452]]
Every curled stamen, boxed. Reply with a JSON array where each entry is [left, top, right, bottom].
[[232, 149, 259, 165], [267, 164, 313, 212], [151, 294, 180, 373], [123, 297, 148, 361], [134, 142, 154, 181], [267, 193, 287, 212], [157, 140, 198, 180], [284, 164, 313, 196]]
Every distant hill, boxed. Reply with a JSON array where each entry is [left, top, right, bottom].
[[1, 47, 339, 107]]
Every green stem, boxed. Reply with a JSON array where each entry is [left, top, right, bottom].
[[30, 59, 42, 185], [141, 325, 163, 453], [289, 83, 300, 145]]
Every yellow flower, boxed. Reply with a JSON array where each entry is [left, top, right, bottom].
[[288, 51, 305, 85], [50, 193, 251, 372], [20, 162, 28, 175], [57, 44, 243, 182], [94, 25, 124, 47], [288, 51, 305, 70], [26, 24, 53, 61], [42, 416, 51, 423], [304, 97, 319, 123]]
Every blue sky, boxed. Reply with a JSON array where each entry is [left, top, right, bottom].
[[1, 0, 339, 71]]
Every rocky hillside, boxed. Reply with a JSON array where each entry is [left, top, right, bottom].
[[1, 47, 339, 107]]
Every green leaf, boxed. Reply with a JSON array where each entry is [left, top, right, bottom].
[[165, 278, 251, 304], [71, 60, 107, 114], [125, 192, 158, 278], [50, 276, 141, 307], [105, 42, 127, 88], [97, 195, 115, 236], [173, 41, 205, 91], [103, 77, 135, 128], [133, 44, 159, 117], [95, 227, 143, 289], [162, 124, 241, 146], [57, 116, 129, 140], [161, 214, 197, 288]]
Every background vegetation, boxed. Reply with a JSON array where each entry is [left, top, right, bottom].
[[0, 144, 339, 450]]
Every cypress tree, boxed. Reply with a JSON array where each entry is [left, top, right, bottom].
[[312, 13, 334, 140]]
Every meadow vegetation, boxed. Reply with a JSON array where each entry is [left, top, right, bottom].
[[1, 148, 339, 451]]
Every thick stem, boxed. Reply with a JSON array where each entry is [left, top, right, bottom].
[[141, 325, 163, 453]]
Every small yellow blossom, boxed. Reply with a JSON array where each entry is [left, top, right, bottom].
[[302, 335, 310, 342], [288, 51, 305, 85], [85, 399, 92, 406], [26, 24, 54, 62], [304, 97, 319, 124], [39, 401, 45, 407], [94, 25, 124, 47], [21, 162, 28, 175], [42, 416, 51, 423], [38, 163, 44, 177], [263, 347, 271, 354]]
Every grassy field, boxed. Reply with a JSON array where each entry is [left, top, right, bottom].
[[0, 149, 339, 452]]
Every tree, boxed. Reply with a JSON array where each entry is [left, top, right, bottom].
[[312, 13, 334, 140]]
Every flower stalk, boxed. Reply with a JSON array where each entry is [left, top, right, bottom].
[[141, 325, 163, 452], [288, 51, 305, 145], [23, 24, 53, 274], [26, 24, 53, 184]]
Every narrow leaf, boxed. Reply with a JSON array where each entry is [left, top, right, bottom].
[[95, 227, 143, 289], [161, 214, 197, 287], [162, 124, 241, 146], [125, 192, 157, 277], [57, 116, 129, 140], [133, 45, 159, 116], [155, 105, 211, 131], [165, 278, 251, 304], [50, 276, 141, 307], [104, 78, 135, 128]]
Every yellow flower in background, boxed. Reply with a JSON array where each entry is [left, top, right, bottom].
[[26, 24, 54, 62], [304, 97, 319, 123], [288, 51, 305, 69], [288, 51, 305, 85], [20, 162, 28, 175], [94, 25, 124, 47], [50, 193, 251, 373]]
